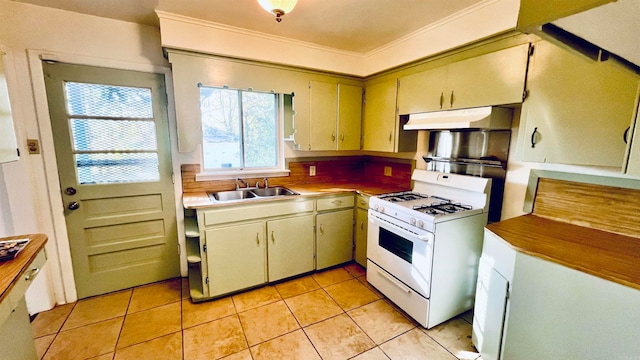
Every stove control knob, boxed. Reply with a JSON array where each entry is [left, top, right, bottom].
[[410, 217, 417, 225], [417, 220, 424, 228], [373, 204, 379, 211], [380, 206, 385, 214]]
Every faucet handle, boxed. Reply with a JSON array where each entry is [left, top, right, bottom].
[[264, 177, 269, 188]]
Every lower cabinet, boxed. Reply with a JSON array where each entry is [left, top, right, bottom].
[[206, 221, 267, 297], [316, 194, 355, 270], [267, 215, 315, 282], [354, 194, 369, 267]]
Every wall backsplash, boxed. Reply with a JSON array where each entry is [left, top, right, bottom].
[[181, 156, 414, 193]]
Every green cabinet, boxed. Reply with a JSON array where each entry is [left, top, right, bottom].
[[354, 194, 369, 267], [397, 44, 530, 115], [316, 194, 355, 269], [267, 215, 315, 281], [363, 79, 398, 152], [309, 81, 362, 151], [519, 40, 640, 167]]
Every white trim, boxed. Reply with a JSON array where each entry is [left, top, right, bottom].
[[26, 49, 184, 303]]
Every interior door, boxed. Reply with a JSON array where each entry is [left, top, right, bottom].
[[43, 62, 180, 299]]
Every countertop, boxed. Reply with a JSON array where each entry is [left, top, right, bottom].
[[183, 182, 407, 209], [0, 234, 48, 304], [487, 214, 640, 291]]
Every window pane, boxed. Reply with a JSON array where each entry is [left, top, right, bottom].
[[71, 119, 157, 151], [243, 92, 277, 168], [65, 82, 153, 118], [76, 153, 160, 184], [200, 87, 242, 169]]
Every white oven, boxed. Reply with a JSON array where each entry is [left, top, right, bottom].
[[366, 170, 490, 329]]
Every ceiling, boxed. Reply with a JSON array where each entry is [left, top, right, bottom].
[[9, 0, 485, 54]]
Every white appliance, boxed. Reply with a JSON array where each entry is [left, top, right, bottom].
[[366, 169, 491, 329]]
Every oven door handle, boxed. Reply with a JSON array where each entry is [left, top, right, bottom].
[[369, 215, 433, 242], [376, 267, 412, 294]]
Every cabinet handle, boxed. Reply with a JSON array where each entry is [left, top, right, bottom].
[[388, 131, 393, 143], [256, 233, 260, 246], [331, 200, 343, 205], [340, 133, 344, 142], [624, 126, 630, 144], [449, 91, 454, 107], [331, 132, 336, 142], [271, 231, 275, 244], [359, 199, 367, 206], [319, 224, 325, 236], [25, 267, 40, 281], [439, 92, 444, 109], [531, 127, 538, 148], [360, 221, 364, 230]]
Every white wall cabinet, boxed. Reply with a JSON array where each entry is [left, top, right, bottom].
[[519, 40, 640, 167], [309, 81, 362, 151], [473, 229, 640, 360], [0, 51, 19, 163], [316, 194, 355, 269], [398, 44, 530, 115]]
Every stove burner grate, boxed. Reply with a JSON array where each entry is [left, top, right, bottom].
[[412, 201, 473, 215], [378, 191, 429, 203]]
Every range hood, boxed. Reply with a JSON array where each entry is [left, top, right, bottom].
[[404, 106, 512, 130]]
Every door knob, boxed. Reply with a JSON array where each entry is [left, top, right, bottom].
[[65, 187, 77, 195], [68, 201, 80, 211]]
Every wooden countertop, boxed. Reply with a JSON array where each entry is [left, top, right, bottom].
[[487, 215, 640, 291], [183, 182, 407, 209], [0, 234, 48, 304]]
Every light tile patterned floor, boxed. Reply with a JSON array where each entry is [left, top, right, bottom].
[[31, 262, 481, 360]]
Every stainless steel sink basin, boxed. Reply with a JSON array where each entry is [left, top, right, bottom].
[[208, 186, 298, 202], [252, 187, 298, 197], [209, 190, 256, 201]]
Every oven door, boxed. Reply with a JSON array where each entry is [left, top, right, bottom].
[[366, 211, 434, 299]]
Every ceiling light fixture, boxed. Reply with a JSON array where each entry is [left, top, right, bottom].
[[257, 0, 298, 22]]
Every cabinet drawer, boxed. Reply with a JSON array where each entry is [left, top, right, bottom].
[[317, 194, 354, 211], [8, 249, 46, 310], [202, 199, 314, 227], [356, 194, 370, 210]]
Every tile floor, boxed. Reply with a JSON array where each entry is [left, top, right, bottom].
[[30, 263, 481, 360]]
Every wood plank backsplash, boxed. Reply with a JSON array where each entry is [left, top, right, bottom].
[[532, 178, 640, 239], [181, 156, 414, 193]]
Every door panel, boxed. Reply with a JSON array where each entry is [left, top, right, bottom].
[[316, 209, 354, 269], [43, 62, 179, 299], [267, 214, 314, 282]]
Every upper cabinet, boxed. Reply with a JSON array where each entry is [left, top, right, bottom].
[[308, 81, 362, 151], [519, 40, 640, 167], [517, 0, 613, 31], [0, 51, 19, 163], [363, 79, 417, 153], [398, 44, 531, 115]]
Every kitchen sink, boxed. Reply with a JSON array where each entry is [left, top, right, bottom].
[[252, 187, 298, 197], [208, 186, 298, 202], [209, 190, 256, 201]]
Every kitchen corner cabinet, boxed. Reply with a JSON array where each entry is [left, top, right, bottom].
[[309, 81, 362, 151], [316, 194, 355, 269], [193, 199, 314, 299], [473, 230, 640, 360], [397, 44, 530, 115], [354, 194, 369, 267], [519, 40, 640, 167], [363, 79, 417, 152]]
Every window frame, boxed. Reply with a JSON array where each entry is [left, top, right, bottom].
[[196, 85, 288, 181]]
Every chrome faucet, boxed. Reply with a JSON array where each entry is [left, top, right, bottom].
[[264, 177, 269, 188], [235, 178, 249, 190]]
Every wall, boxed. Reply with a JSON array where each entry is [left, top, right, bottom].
[[0, 0, 173, 311]]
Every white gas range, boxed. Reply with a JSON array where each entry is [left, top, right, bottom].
[[366, 169, 491, 329]]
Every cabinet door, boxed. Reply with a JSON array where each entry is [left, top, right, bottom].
[[398, 66, 449, 114], [309, 80, 337, 151], [447, 44, 530, 110], [316, 209, 354, 269], [520, 40, 640, 167], [206, 222, 266, 297], [472, 258, 509, 360], [267, 214, 315, 282], [363, 79, 398, 152], [354, 207, 368, 267], [337, 83, 362, 150]]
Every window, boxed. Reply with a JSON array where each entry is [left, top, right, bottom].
[[199, 85, 284, 176]]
